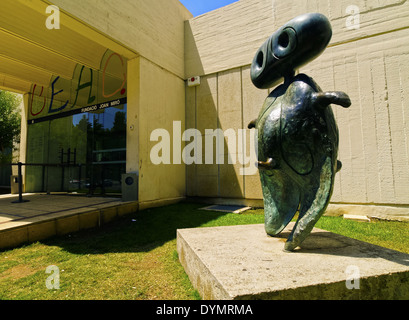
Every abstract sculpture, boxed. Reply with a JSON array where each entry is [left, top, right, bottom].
[[248, 13, 351, 251]]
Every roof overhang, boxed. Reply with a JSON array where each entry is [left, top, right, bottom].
[[0, 0, 138, 94]]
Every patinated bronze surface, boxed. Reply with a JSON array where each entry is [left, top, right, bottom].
[[249, 13, 351, 251]]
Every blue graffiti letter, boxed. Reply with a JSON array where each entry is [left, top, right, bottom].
[[71, 66, 96, 108], [49, 76, 68, 113]]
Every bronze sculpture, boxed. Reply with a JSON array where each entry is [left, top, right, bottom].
[[248, 13, 351, 251]]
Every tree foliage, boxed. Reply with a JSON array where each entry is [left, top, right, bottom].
[[0, 90, 22, 163]]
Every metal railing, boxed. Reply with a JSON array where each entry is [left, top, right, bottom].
[[9, 162, 83, 203], [3, 162, 117, 203]]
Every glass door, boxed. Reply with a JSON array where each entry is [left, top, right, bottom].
[[25, 104, 126, 195], [87, 105, 127, 194]]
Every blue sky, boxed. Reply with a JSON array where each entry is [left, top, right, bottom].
[[179, 0, 239, 17]]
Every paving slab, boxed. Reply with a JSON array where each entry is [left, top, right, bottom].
[[177, 223, 409, 300], [0, 215, 18, 223], [0, 193, 138, 250]]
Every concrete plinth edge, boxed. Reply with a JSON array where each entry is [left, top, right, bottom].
[[177, 223, 409, 300]]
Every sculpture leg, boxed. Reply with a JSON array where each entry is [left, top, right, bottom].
[[260, 170, 301, 236], [283, 157, 334, 251]]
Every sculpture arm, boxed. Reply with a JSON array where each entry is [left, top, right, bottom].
[[313, 91, 351, 109]]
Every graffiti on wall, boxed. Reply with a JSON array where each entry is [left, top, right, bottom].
[[29, 50, 127, 123]]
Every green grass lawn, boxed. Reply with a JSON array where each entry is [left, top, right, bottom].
[[0, 202, 408, 300]]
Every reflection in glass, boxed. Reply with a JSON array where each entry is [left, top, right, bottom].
[[87, 105, 127, 194], [25, 105, 127, 195]]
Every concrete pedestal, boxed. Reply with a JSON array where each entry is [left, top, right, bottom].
[[177, 223, 409, 300]]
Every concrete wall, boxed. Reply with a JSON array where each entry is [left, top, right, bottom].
[[50, 0, 191, 207], [126, 55, 187, 208], [185, 0, 409, 212], [52, 0, 192, 79], [185, 66, 264, 200], [137, 57, 186, 208]]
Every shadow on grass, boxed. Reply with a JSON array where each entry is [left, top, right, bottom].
[[277, 229, 409, 267], [42, 202, 227, 255]]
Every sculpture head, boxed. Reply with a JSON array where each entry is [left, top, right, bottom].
[[250, 13, 332, 89]]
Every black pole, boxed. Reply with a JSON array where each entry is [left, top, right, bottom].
[[42, 164, 45, 192], [12, 162, 29, 204], [17, 162, 23, 202], [101, 164, 105, 196], [67, 148, 71, 165], [61, 164, 65, 192], [78, 163, 82, 190]]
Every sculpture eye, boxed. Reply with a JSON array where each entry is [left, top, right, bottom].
[[254, 50, 265, 71], [272, 27, 297, 59]]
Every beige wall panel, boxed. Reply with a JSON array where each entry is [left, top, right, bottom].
[[195, 156, 219, 199], [344, 58, 367, 203], [196, 75, 218, 133], [333, 60, 355, 202], [185, 85, 197, 196], [218, 69, 244, 198], [371, 56, 396, 204], [195, 74, 219, 197], [138, 58, 186, 203], [126, 57, 140, 174], [355, 56, 382, 204], [241, 66, 265, 199], [194, 174, 219, 198], [185, 86, 197, 130], [398, 56, 409, 201], [196, 135, 219, 197], [338, 57, 367, 203], [384, 55, 409, 203]]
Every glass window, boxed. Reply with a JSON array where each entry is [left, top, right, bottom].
[[25, 104, 127, 195]]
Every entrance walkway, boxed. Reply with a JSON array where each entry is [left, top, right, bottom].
[[0, 193, 138, 250]]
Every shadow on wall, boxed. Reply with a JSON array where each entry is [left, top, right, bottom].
[[184, 20, 205, 79], [185, 19, 257, 200], [185, 74, 245, 199], [185, 65, 269, 201]]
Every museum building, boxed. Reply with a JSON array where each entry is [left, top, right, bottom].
[[1, 0, 409, 217]]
